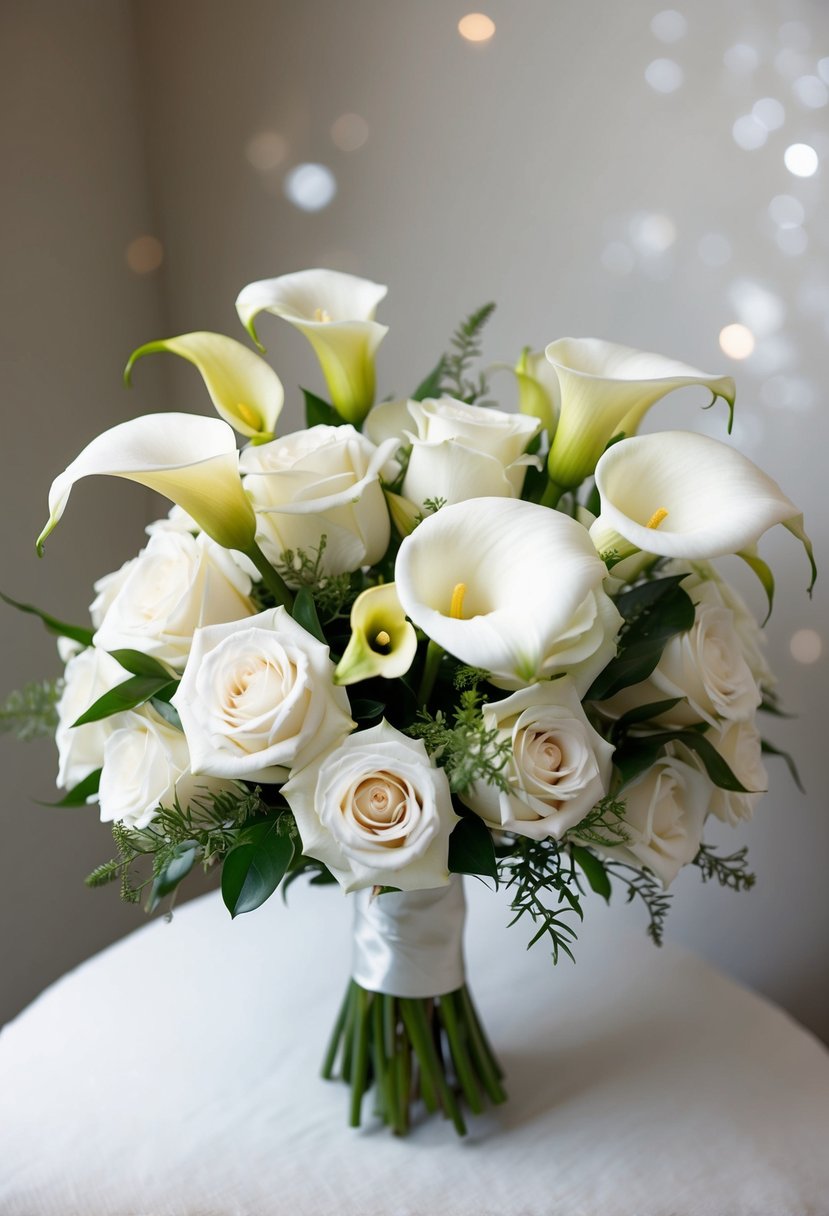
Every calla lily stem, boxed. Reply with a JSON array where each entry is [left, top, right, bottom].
[[243, 542, 294, 612], [540, 479, 565, 509], [418, 640, 444, 706]]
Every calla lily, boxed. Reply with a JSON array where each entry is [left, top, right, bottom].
[[124, 332, 284, 443], [334, 583, 417, 685], [544, 338, 736, 492], [395, 497, 622, 691], [236, 269, 388, 425], [510, 348, 559, 437], [37, 413, 257, 556], [588, 430, 816, 590]]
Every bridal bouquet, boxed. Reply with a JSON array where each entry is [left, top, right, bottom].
[[3, 269, 814, 1136]]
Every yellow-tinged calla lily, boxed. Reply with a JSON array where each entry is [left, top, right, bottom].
[[588, 430, 816, 591], [512, 348, 559, 437], [37, 413, 257, 556], [334, 583, 417, 685], [544, 338, 736, 492], [235, 269, 388, 426], [124, 332, 284, 443]]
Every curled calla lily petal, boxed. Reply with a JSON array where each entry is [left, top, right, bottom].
[[37, 413, 257, 556], [334, 583, 417, 685], [506, 348, 559, 437], [235, 269, 388, 425], [395, 497, 622, 691], [589, 430, 816, 590], [124, 332, 284, 443], [544, 338, 736, 490]]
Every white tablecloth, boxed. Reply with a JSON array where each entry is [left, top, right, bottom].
[[1, 880, 828, 1216]]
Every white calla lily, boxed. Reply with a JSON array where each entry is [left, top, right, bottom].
[[124, 332, 284, 443], [510, 348, 559, 437], [588, 431, 816, 589], [334, 583, 417, 685], [544, 338, 735, 491], [236, 268, 388, 425], [37, 413, 257, 556], [395, 497, 622, 691]]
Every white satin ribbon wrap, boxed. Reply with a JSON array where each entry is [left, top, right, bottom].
[[351, 875, 466, 997]]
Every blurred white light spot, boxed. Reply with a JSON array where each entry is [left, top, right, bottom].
[[774, 47, 810, 79], [778, 21, 811, 52], [752, 97, 785, 130], [775, 226, 808, 255], [645, 58, 683, 93], [760, 374, 815, 411], [629, 212, 676, 254], [719, 323, 755, 359], [784, 142, 818, 176], [601, 242, 635, 275], [732, 114, 767, 150], [792, 74, 828, 109], [768, 194, 805, 228], [284, 163, 337, 212], [790, 628, 822, 664], [650, 10, 687, 42], [331, 113, 369, 152], [458, 13, 495, 42], [698, 232, 732, 267], [125, 235, 163, 274], [819, 57, 829, 85], [728, 279, 785, 336], [723, 44, 759, 74], [245, 131, 288, 172]]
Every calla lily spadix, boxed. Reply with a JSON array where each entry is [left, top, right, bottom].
[[544, 338, 736, 493], [588, 430, 816, 591], [124, 332, 284, 443], [334, 583, 417, 685], [395, 497, 623, 691], [235, 269, 388, 426]]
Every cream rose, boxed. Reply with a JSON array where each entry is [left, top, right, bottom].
[[401, 396, 540, 509], [97, 709, 225, 830], [92, 530, 254, 672], [461, 678, 614, 840], [701, 719, 768, 827], [599, 755, 710, 888], [240, 424, 396, 575], [599, 599, 761, 728], [172, 607, 354, 782], [55, 647, 138, 790], [282, 720, 459, 893]]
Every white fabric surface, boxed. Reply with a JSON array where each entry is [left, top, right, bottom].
[[1, 880, 828, 1216]]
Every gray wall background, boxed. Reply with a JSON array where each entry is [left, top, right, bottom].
[[1, 0, 827, 1038]]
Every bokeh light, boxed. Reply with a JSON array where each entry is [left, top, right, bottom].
[[752, 97, 785, 130], [775, 227, 809, 255], [718, 323, 755, 359], [784, 143, 819, 176], [629, 212, 676, 254], [732, 114, 767, 150], [650, 10, 687, 43], [458, 13, 495, 43], [645, 58, 683, 93], [792, 75, 828, 109], [768, 194, 805, 229], [723, 44, 759, 74], [729, 279, 785, 336], [331, 113, 369, 152], [284, 163, 337, 212], [790, 629, 823, 664], [125, 235, 163, 274], [245, 131, 288, 171]]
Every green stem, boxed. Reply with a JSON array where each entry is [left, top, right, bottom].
[[458, 987, 507, 1103], [321, 984, 351, 1079], [539, 479, 566, 510], [349, 987, 371, 1127], [460, 987, 505, 1086], [438, 991, 484, 1114], [417, 640, 444, 707], [243, 541, 294, 611], [401, 998, 467, 1136]]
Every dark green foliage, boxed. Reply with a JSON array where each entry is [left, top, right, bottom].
[[222, 818, 296, 917], [448, 815, 498, 883], [0, 590, 94, 647], [275, 536, 357, 623], [302, 387, 342, 428], [694, 844, 756, 892], [0, 679, 61, 740], [407, 689, 512, 794], [587, 576, 696, 701]]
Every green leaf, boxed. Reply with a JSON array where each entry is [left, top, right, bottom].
[[0, 590, 94, 647], [146, 841, 198, 913], [350, 697, 386, 722], [108, 649, 177, 680], [737, 549, 775, 625], [615, 730, 751, 793], [759, 696, 795, 720], [587, 577, 695, 701], [149, 697, 183, 730], [411, 357, 445, 402], [39, 768, 102, 807], [292, 587, 325, 643], [761, 739, 805, 794], [613, 698, 684, 733], [222, 822, 295, 917], [448, 815, 498, 883], [570, 844, 612, 901], [72, 675, 178, 727], [302, 387, 342, 429]]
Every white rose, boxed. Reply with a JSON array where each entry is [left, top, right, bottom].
[[461, 678, 614, 840], [92, 529, 254, 672], [599, 755, 710, 888], [599, 600, 761, 728], [172, 606, 354, 781], [701, 719, 768, 827], [395, 497, 622, 693], [240, 424, 396, 576], [98, 710, 220, 830], [55, 647, 137, 790], [401, 396, 540, 509], [282, 720, 459, 893]]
